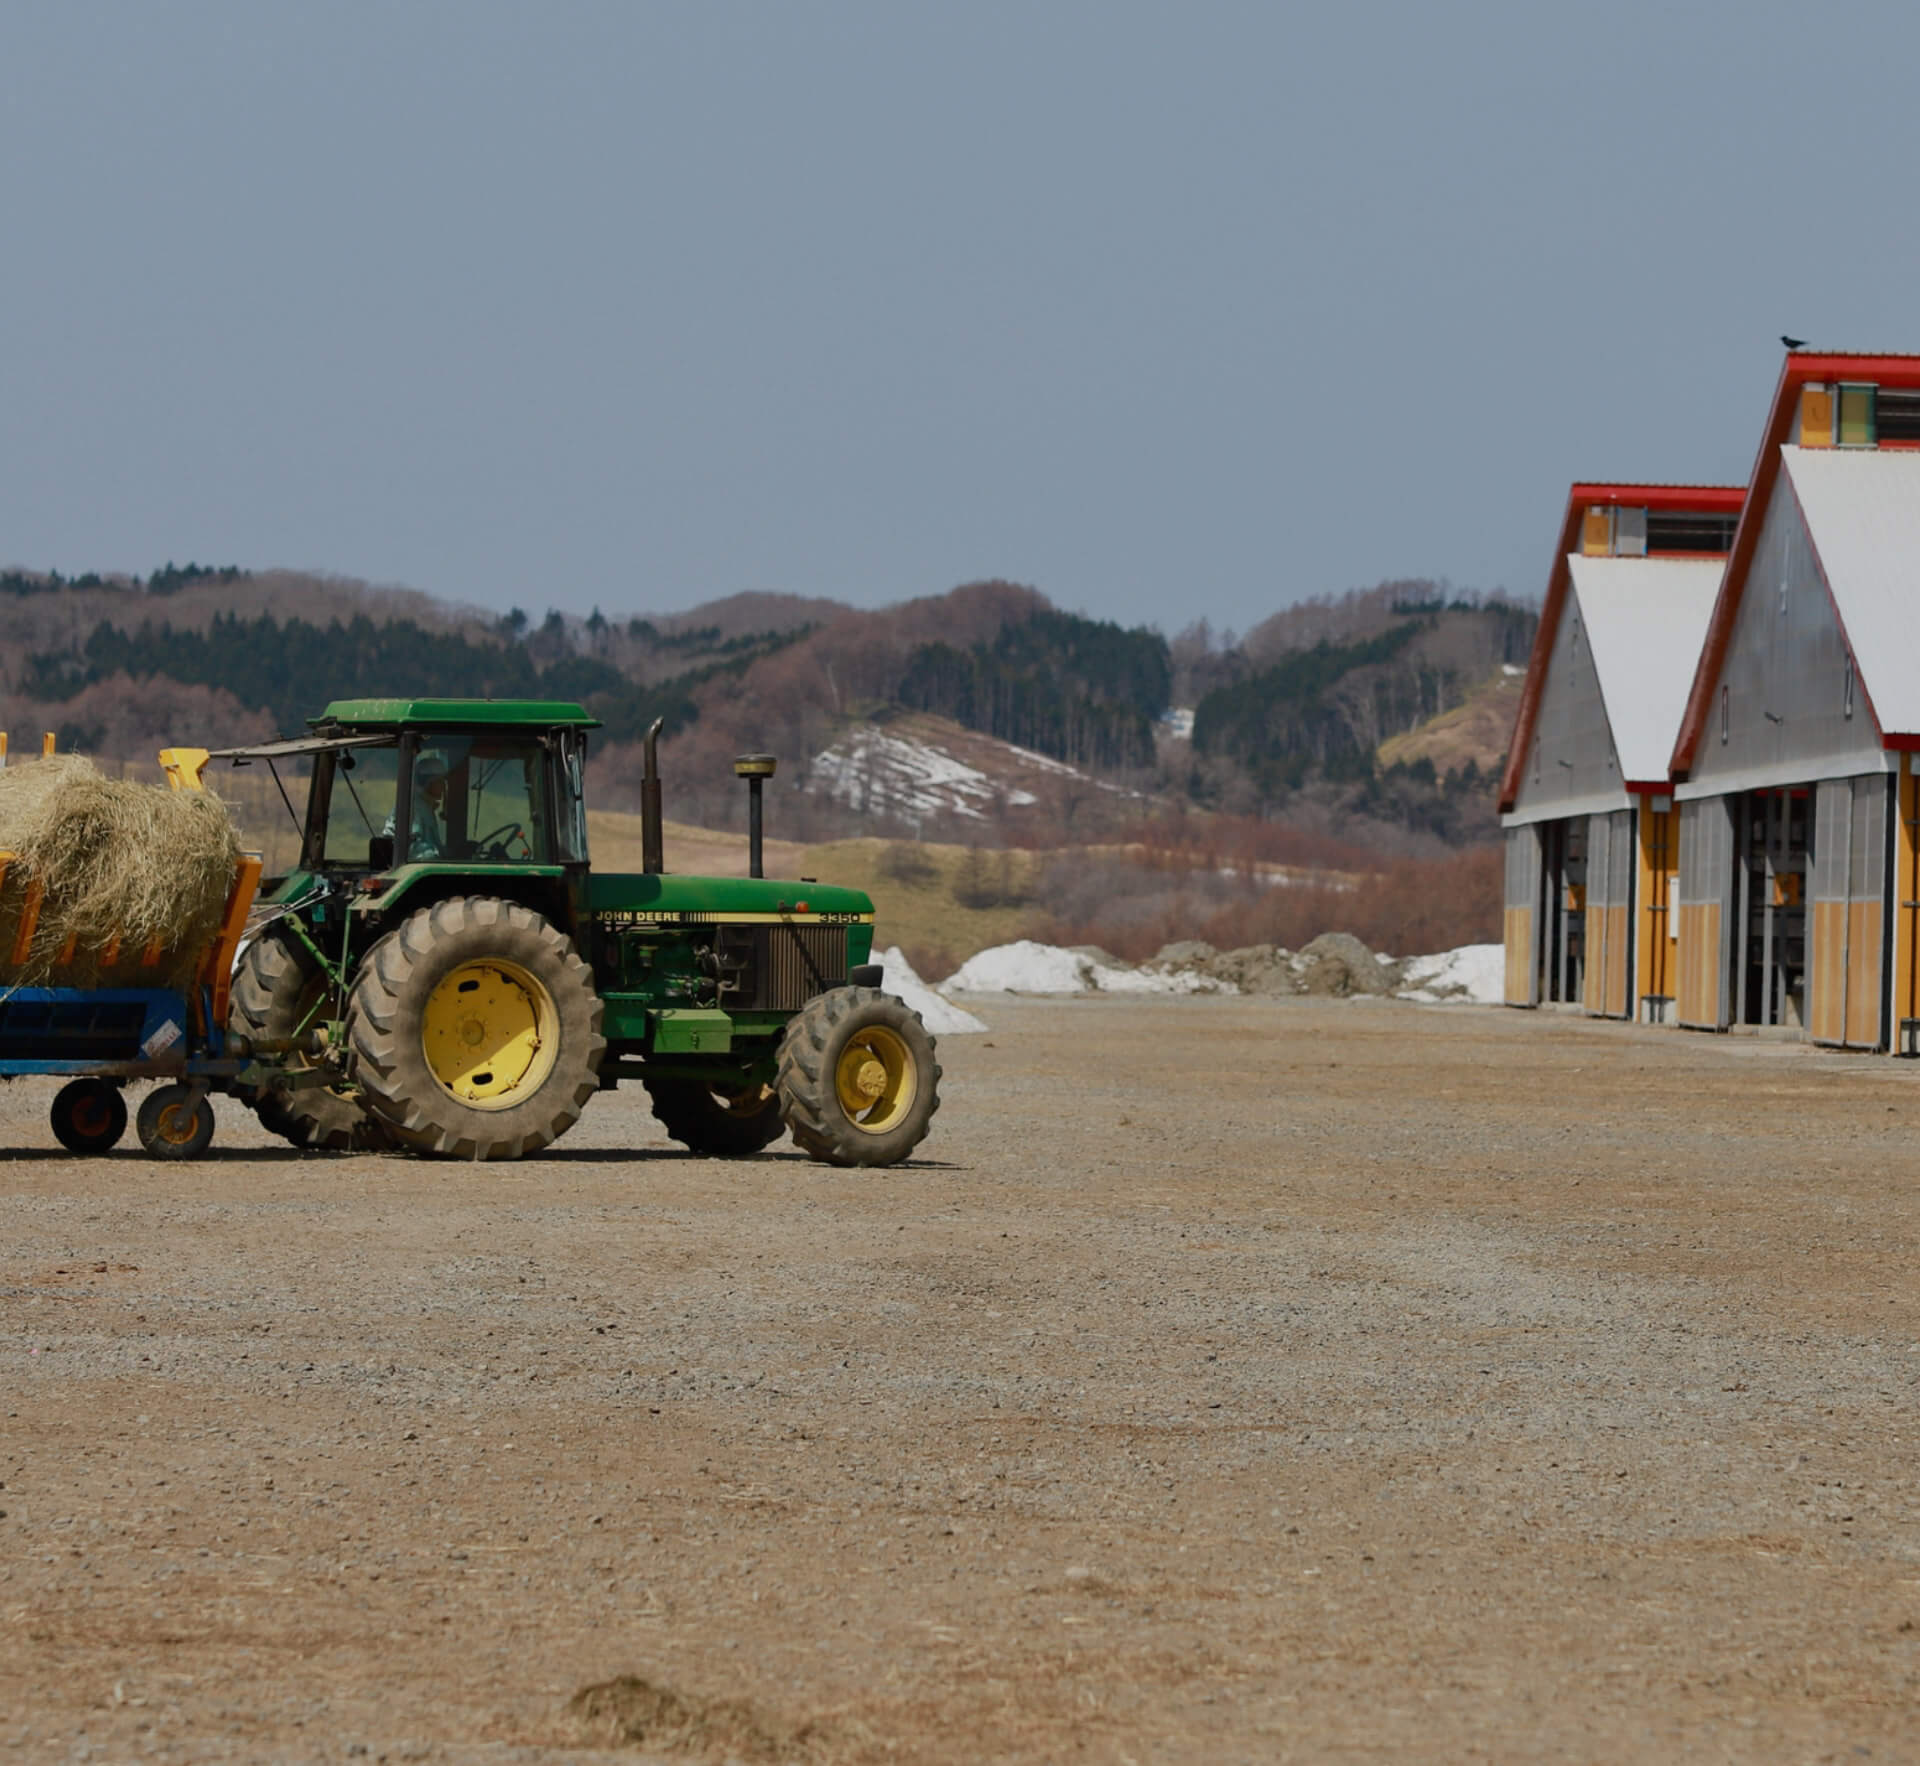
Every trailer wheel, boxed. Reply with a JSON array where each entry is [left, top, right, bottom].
[[645, 1078, 787, 1156], [230, 929, 390, 1151], [346, 896, 605, 1160], [51, 1079, 127, 1155], [776, 986, 940, 1167], [136, 1084, 215, 1160]]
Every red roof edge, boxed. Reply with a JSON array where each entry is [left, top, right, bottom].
[[1497, 482, 1746, 813], [1573, 483, 1746, 513]]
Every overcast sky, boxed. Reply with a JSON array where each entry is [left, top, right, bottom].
[[5, 2, 1919, 634]]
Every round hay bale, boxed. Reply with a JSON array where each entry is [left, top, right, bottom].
[[0, 755, 242, 991]]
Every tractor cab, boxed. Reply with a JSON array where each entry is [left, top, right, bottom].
[[288, 700, 592, 876]]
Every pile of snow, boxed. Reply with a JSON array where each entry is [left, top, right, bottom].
[[874, 946, 988, 1034], [1398, 944, 1505, 1004], [934, 935, 1507, 1006], [940, 939, 1226, 996]]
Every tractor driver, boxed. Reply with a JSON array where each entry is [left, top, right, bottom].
[[383, 753, 450, 860]]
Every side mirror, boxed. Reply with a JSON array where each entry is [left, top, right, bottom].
[[367, 835, 394, 871]]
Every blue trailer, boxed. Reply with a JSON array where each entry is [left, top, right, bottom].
[[0, 846, 268, 1158]]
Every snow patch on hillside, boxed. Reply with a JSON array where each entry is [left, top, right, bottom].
[[809, 729, 1036, 821]]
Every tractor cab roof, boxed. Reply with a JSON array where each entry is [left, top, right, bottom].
[[312, 698, 602, 732]]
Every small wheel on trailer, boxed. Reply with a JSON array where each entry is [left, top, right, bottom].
[[646, 1078, 786, 1156], [50, 1079, 128, 1155], [776, 986, 941, 1167], [135, 1084, 216, 1160]]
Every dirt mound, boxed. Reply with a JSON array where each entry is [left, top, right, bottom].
[[1148, 931, 1404, 997], [1293, 930, 1401, 997], [568, 1673, 853, 1761]]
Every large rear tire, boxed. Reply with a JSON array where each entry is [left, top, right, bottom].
[[230, 929, 390, 1151], [776, 986, 940, 1167], [345, 897, 605, 1160], [646, 1078, 786, 1156]]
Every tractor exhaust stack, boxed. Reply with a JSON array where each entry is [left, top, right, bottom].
[[641, 718, 665, 875], [733, 754, 777, 878]]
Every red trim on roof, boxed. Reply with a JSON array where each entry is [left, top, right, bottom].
[[1669, 353, 1920, 776], [1497, 482, 1745, 813], [1573, 483, 1746, 512]]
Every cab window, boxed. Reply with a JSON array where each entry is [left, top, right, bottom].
[[401, 736, 554, 864], [315, 745, 401, 867]]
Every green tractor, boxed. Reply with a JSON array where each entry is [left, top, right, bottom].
[[208, 699, 939, 1164]]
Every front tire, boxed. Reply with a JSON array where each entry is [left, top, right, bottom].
[[776, 986, 940, 1167], [346, 897, 605, 1160], [646, 1078, 786, 1156]]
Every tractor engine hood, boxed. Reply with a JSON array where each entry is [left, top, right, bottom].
[[587, 872, 874, 923]]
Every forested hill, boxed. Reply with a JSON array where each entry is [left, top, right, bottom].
[[1188, 596, 1535, 792], [897, 610, 1171, 769], [0, 566, 1176, 798], [0, 560, 1535, 846]]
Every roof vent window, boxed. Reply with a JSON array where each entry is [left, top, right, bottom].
[[1646, 511, 1739, 553], [1838, 382, 1877, 448], [1876, 386, 1920, 444], [1800, 384, 1834, 447]]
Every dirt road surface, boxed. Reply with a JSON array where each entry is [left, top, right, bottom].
[[5, 998, 1919, 1762]]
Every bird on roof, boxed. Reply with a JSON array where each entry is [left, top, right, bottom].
[[1781, 334, 1809, 350]]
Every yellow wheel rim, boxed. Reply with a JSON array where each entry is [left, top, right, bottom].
[[154, 1101, 199, 1145], [833, 1024, 916, 1135], [422, 959, 559, 1111]]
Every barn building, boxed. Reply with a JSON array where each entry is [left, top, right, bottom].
[[1499, 483, 1744, 1017], [1668, 354, 1920, 1051]]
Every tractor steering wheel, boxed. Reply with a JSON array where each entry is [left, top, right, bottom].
[[474, 821, 528, 859]]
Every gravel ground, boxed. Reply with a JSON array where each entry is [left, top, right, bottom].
[[5, 997, 1920, 1763]]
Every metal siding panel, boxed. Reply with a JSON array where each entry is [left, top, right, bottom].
[[1809, 779, 1852, 1044], [1677, 902, 1718, 1028], [1583, 813, 1610, 1013], [1847, 899, 1883, 1047], [1589, 811, 1633, 1017], [1503, 907, 1533, 1007], [1848, 774, 1889, 1048], [1507, 584, 1630, 820], [1677, 798, 1734, 1027], [1684, 483, 1884, 791], [1503, 827, 1541, 1005], [1811, 901, 1848, 1044], [1606, 904, 1631, 1017]]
